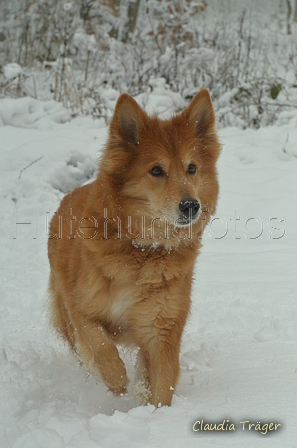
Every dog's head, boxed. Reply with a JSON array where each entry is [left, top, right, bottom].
[[99, 89, 221, 245]]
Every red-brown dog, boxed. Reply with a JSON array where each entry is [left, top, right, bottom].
[[48, 89, 221, 407]]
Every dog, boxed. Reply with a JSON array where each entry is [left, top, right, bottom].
[[48, 89, 221, 407]]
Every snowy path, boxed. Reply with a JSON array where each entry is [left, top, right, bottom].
[[0, 101, 296, 447]]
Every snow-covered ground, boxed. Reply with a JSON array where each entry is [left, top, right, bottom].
[[0, 96, 296, 448]]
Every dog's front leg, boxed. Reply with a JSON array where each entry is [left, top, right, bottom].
[[146, 321, 182, 407], [70, 312, 128, 395]]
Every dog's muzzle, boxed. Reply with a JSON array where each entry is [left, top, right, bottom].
[[176, 198, 200, 226]]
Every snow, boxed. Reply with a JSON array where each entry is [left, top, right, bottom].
[[137, 79, 186, 118], [0, 98, 72, 130], [2, 63, 22, 81], [0, 97, 296, 447]]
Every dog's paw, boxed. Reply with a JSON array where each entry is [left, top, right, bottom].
[[101, 356, 129, 395], [111, 384, 128, 396]]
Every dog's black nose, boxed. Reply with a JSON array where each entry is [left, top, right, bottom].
[[179, 198, 200, 218]]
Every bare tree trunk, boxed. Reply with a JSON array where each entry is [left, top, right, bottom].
[[294, 0, 297, 22], [286, 0, 292, 34], [108, 0, 121, 39], [109, 0, 141, 42], [122, 0, 141, 42]]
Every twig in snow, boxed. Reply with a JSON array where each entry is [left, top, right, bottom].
[[282, 133, 289, 154], [18, 156, 44, 179]]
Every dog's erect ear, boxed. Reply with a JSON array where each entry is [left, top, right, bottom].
[[185, 89, 216, 137], [110, 94, 143, 145]]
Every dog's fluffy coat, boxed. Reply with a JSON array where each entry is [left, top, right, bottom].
[[48, 89, 221, 407]]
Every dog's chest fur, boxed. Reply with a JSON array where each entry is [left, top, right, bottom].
[[90, 244, 194, 342]]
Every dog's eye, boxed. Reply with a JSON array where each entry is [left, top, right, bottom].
[[150, 166, 164, 177], [188, 164, 196, 174]]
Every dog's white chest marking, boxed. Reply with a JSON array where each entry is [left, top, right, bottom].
[[110, 289, 133, 320]]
